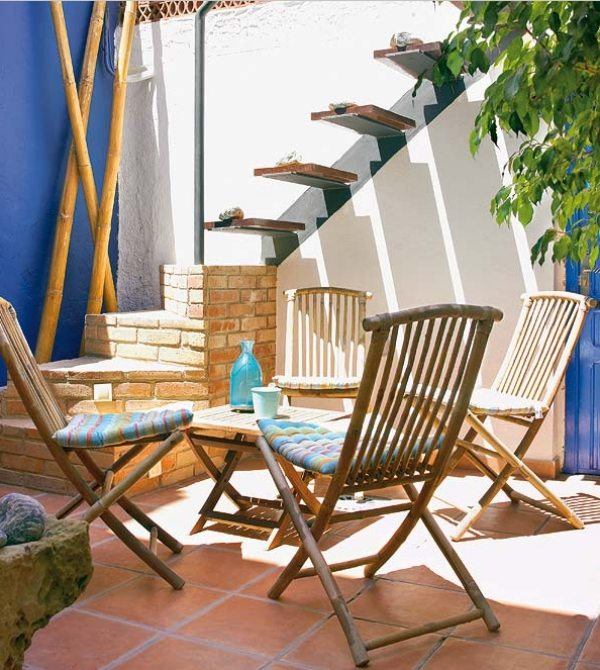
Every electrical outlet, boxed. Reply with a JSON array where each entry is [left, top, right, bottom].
[[93, 383, 113, 401]]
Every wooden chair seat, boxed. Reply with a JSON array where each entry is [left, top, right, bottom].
[[259, 418, 440, 476], [273, 374, 361, 391], [412, 386, 547, 417], [53, 408, 193, 449]]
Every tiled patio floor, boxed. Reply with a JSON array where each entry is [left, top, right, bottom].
[[12, 458, 600, 669]]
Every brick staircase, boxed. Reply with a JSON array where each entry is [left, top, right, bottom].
[[0, 264, 277, 494]]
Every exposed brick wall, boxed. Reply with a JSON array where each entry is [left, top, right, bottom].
[[85, 311, 206, 368], [161, 265, 277, 406], [0, 264, 277, 494]]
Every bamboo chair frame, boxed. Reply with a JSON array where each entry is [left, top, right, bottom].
[[257, 303, 503, 666], [446, 291, 595, 540], [0, 298, 186, 589], [275, 287, 373, 399]]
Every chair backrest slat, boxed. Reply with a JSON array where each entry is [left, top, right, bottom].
[[492, 292, 592, 407], [283, 287, 372, 380], [334, 304, 502, 491], [0, 299, 66, 439]]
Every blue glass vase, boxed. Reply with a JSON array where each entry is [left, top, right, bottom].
[[230, 340, 262, 411]]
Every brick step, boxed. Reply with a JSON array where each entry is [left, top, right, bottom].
[[84, 310, 205, 367], [3, 356, 209, 419], [0, 416, 209, 496]]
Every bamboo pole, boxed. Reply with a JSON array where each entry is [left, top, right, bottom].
[[49, 3, 118, 313], [37, 1, 111, 363], [86, 1, 137, 316]]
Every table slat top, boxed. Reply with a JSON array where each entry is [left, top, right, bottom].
[[191, 404, 345, 436]]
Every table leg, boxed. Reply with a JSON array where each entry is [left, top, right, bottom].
[[190, 449, 245, 534], [187, 435, 252, 512]]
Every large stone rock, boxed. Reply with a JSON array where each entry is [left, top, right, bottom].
[[0, 516, 92, 670]]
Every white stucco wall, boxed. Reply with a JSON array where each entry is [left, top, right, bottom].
[[118, 1, 561, 464], [119, 0, 461, 306]]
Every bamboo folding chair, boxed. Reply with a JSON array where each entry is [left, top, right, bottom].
[[274, 287, 372, 400], [445, 291, 595, 541], [0, 298, 190, 588], [257, 303, 503, 666]]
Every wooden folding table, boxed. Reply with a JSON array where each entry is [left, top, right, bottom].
[[187, 404, 345, 539]]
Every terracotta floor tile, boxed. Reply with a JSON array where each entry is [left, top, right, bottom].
[[113, 636, 263, 670], [350, 579, 471, 629], [243, 570, 367, 612], [581, 620, 600, 664], [170, 546, 274, 590], [379, 565, 463, 592], [83, 574, 223, 629], [576, 665, 600, 670], [286, 616, 440, 670], [454, 601, 590, 657], [77, 564, 137, 602], [179, 594, 324, 656], [436, 501, 546, 537], [35, 493, 73, 514], [25, 610, 153, 670], [92, 536, 176, 573], [424, 638, 569, 670]]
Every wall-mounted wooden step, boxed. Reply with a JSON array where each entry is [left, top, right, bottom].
[[311, 104, 416, 138], [254, 163, 358, 190], [205, 218, 305, 236], [374, 42, 442, 80]]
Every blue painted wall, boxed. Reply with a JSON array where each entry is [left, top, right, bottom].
[[0, 1, 119, 385]]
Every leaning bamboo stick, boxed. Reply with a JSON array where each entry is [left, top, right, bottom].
[[49, 2, 118, 316], [86, 1, 137, 316], [37, 1, 111, 363]]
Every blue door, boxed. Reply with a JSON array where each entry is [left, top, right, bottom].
[[564, 258, 600, 475]]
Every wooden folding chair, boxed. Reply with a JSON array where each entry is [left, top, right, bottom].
[[446, 291, 595, 541], [257, 303, 503, 666], [274, 287, 372, 400], [0, 298, 189, 588]]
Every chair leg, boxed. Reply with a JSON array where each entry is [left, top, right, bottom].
[[185, 435, 252, 511], [454, 415, 584, 540], [190, 449, 243, 534], [364, 504, 422, 579], [257, 438, 369, 668], [98, 507, 185, 589], [76, 450, 183, 554], [83, 432, 185, 523], [404, 484, 499, 632]]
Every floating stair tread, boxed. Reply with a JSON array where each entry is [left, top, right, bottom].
[[254, 163, 358, 189], [205, 218, 305, 236], [374, 42, 442, 79], [311, 104, 416, 138]]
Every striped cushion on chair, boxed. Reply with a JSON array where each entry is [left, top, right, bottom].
[[53, 408, 193, 449], [258, 419, 345, 475], [258, 419, 440, 476]]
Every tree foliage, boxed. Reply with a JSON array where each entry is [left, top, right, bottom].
[[422, 1, 599, 267]]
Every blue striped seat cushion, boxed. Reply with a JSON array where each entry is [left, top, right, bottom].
[[258, 419, 439, 476], [53, 408, 193, 448]]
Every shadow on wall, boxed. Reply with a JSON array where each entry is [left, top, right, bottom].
[[275, 86, 555, 432], [118, 20, 177, 311]]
